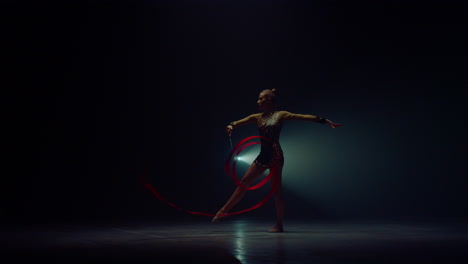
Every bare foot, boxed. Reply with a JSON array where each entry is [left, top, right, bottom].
[[211, 211, 227, 223], [267, 224, 284, 233]]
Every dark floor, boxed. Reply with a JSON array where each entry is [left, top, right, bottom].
[[1, 218, 467, 264]]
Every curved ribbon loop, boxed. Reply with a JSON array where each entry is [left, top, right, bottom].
[[141, 136, 278, 217]]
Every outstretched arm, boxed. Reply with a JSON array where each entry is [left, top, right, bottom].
[[226, 113, 260, 136], [280, 111, 342, 128]]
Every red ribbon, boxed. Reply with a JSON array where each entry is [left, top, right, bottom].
[[225, 136, 274, 190], [141, 136, 278, 217]]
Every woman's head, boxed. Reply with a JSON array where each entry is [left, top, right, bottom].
[[257, 88, 278, 112]]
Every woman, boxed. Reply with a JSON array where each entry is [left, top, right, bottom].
[[212, 89, 342, 232]]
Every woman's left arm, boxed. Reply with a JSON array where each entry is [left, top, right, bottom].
[[279, 111, 342, 128]]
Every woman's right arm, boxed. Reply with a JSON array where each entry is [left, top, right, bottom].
[[226, 114, 259, 136]]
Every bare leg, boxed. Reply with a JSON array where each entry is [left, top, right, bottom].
[[212, 162, 267, 222], [268, 161, 284, 232]]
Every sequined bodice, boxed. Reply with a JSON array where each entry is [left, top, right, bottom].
[[257, 112, 284, 155], [257, 112, 282, 142]]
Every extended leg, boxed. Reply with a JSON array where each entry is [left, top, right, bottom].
[[212, 162, 266, 222]]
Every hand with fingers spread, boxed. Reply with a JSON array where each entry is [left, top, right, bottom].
[[325, 119, 342, 128]]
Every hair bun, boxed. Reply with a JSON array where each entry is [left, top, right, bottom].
[[271, 88, 278, 94]]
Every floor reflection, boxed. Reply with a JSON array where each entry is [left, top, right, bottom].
[[2, 220, 466, 264], [275, 234, 286, 264], [233, 221, 247, 263], [232, 221, 288, 264]]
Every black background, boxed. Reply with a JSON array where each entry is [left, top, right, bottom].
[[3, 0, 466, 226]]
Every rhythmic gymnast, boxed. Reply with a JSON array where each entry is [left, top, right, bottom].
[[212, 88, 342, 232]]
